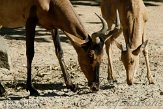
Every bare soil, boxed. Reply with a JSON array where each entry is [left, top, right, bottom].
[[0, 1, 163, 109]]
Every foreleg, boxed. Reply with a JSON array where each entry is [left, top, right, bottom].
[[143, 47, 154, 84], [52, 29, 77, 92]]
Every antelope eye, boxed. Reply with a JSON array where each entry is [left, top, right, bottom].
[[88, 50, 95, 58], [130, 59, 134, 64], [88, 50, 96, 64]]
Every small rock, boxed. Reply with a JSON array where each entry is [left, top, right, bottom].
[[160, 92, 163, 95], [0, 37, 11, 70]]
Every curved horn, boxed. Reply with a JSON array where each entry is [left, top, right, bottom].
[[91, 13, 108, 43], [92, 10, 120, 43], [115, 9, 120, 29], [95, 13, 108, 34], [103, 9, 121, 41]]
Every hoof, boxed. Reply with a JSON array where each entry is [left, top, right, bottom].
[[149, 80, 154, 84], [113, 79, 117, 83], [0, 83, 6, 97], [26, 86, 40, 96], [127, 81, 133, 86], [30, 90, 40, 96], [108, 80, 117, 85], [67, 84, 78, 92], [148, 76, 154, 84], [107, 78, 117, 84], [89, 82, 99, 93]]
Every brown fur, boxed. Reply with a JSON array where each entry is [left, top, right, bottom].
[[100, 0, 154, 85], [0, 0, 109, 95]]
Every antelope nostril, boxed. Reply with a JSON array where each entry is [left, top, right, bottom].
[[90, 82, 99, 92], [91, 86, 99, 92], [88, 82, 92, 87]]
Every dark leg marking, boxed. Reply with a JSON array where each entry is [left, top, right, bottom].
[[25, 6, 39, 96], [52, 29, 77, 92]]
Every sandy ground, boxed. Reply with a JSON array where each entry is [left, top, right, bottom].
[[0, 1, 163, 109]]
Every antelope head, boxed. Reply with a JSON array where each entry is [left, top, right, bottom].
[[115, 40, 148, 85], [65, 10, 121, 91]]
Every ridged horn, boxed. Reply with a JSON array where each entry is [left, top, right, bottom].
[[91, 13, 108, 43], [95, 13, 108, 34], [92, 9, 121, 43], [102, 9, 121, 41]]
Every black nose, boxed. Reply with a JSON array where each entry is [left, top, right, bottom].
[[90, 82, 99, 92], [91, 86, 99, 92]]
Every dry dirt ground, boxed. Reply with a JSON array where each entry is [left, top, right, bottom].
[[0, 1, 163, 109]]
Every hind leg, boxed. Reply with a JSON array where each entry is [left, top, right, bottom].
[[25, 6, 39, 96]]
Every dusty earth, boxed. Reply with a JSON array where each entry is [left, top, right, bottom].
[[0, 0, 163, 109]]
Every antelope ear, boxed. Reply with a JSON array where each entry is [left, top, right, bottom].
[[114, 40, 123, 51], [81, 35, 92, 51], [64, 31, 86, 48], [132, 40, 148, 55]]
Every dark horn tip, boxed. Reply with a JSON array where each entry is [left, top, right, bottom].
[[94, 13, 101, 19]]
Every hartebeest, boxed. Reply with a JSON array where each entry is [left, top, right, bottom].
[[100, 0, 154, 85], [0, 0, 120, 96]]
